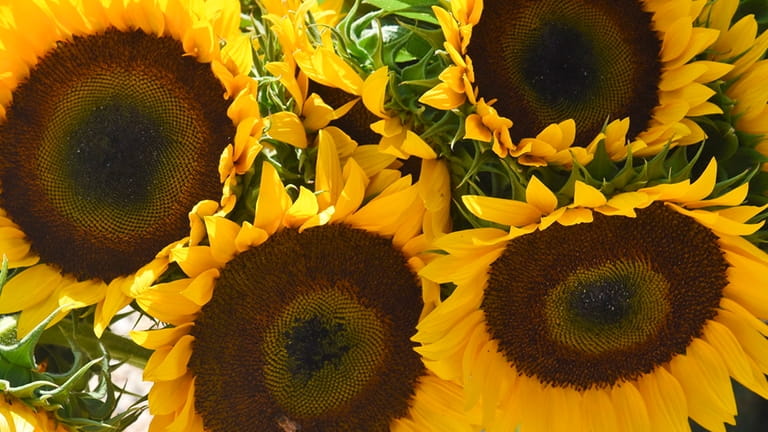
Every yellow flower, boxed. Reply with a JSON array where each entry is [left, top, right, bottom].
[[131, 133, 469, 431], [415, 160, 768, 431], [263, 3, 436, 160], [261, 61, 406, 181], [262, 60, 361, 147], [702, 0, 768, 158], [420, 0, 733, 166], [0, 0, 262, 337], [363, 67, 438, 160], [0, 397, 69, 432]]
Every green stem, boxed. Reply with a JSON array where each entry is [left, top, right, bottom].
[[38, 318, 151, 369]]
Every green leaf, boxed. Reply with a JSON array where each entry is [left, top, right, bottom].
[[363, 0, 432, 12], [1, 305, 67, 370]]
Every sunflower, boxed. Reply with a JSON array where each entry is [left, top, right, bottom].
[[257, 62, 420, 205], [129, 132, 469, 431], [0, 397, 69, 432], [414, 159, 768, 431], [261, 2, 437, 160], [702, 0, 768, 161], [419, 0, 733, 166], [0, 0, 262, 337], [260, 0, 372, 147]]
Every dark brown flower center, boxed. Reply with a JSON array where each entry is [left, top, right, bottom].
[[189, 224, 425, 432], [468, 0, 662, 145], [0, 29, 233, 281], [482, 203, 727, 390]]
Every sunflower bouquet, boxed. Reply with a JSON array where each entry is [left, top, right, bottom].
[[0, 0, 767, 431]]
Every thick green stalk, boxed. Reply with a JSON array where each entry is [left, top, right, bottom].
[[37, 318, 151, 369]]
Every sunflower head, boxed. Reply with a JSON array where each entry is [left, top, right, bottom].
[[259, 0, 457, 161], [420, 0, 733, 166], [694, 0, 768, 205], [0, 0, 262, 336], [131, 132, 470, 431], [416, 160, 768, 431]]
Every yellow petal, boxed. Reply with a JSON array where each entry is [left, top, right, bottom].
[[717, 300, 768, 373], [317, 47, 364, 94], [132, 323, 195, 350], [460, 324, 490, 411], [464, 113, 492, 142], [253, 162, 291, 234], [181, 21, 215, 63], [703, 319, 768, 398], [583, 388, 618, 431], [330, 158, 368, 222], [143, 334, 194, 381], [572, 181, 607, 208], [612, 382, 651, 432], [285, 186, 320, 227], [135, 279, 201, 325], [525, 176, 558, 214], [516, 375, 550, 431], [94, 277, 133, 337], [346, 186, 419, 236], [204, 216, 241, 263], [172, 246, 216, 279], [57, 279, 107, 310], [302, 93, 335, 131], [668, 340, 736, 431], [401, 130, 437, 159], [265, 111, 308, 148], [147, 374, 193, 415], [653, 100, 688, 124], [420, 248, 502, 292], [680, 158, 717, 202], [415, 309, 483, 360], [600, 191, 653, 217], [722, 251, 768, 319], [661, 17, 693, 62], [462, 195, 541, 227], [351, 145, 397, 177], [636, 367, 689, 432], [549, 386, 585, 432], [361, 66, 389, 117], [0, 226, 37, 267], [15, 294, 67, 338], [234, 222, 269, 251], [666, 28, 719, 69], [430, 227, 511, 254], [165, 375, 204, 432], [315, 128, 344, 209], [556, 207, 594, 226], [660, 62, 708, 91], [433, 5, 460, 52], [0, 264, 60, 313], [670, 204, 762, 237], [695, 61, 734, 83], [419, 82, 466, 110], [265, 61, 304, 107], [180, 269, 218, 306], [685, 183, 748, 208]]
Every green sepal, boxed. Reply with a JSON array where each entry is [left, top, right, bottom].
[[0, 303, 140, 431], [530, 144, 702, 208], [0, 304, 68, 374], [362, 0, 440, 22], [338, 8, 380, 68], [0, 379, 57, 398]]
